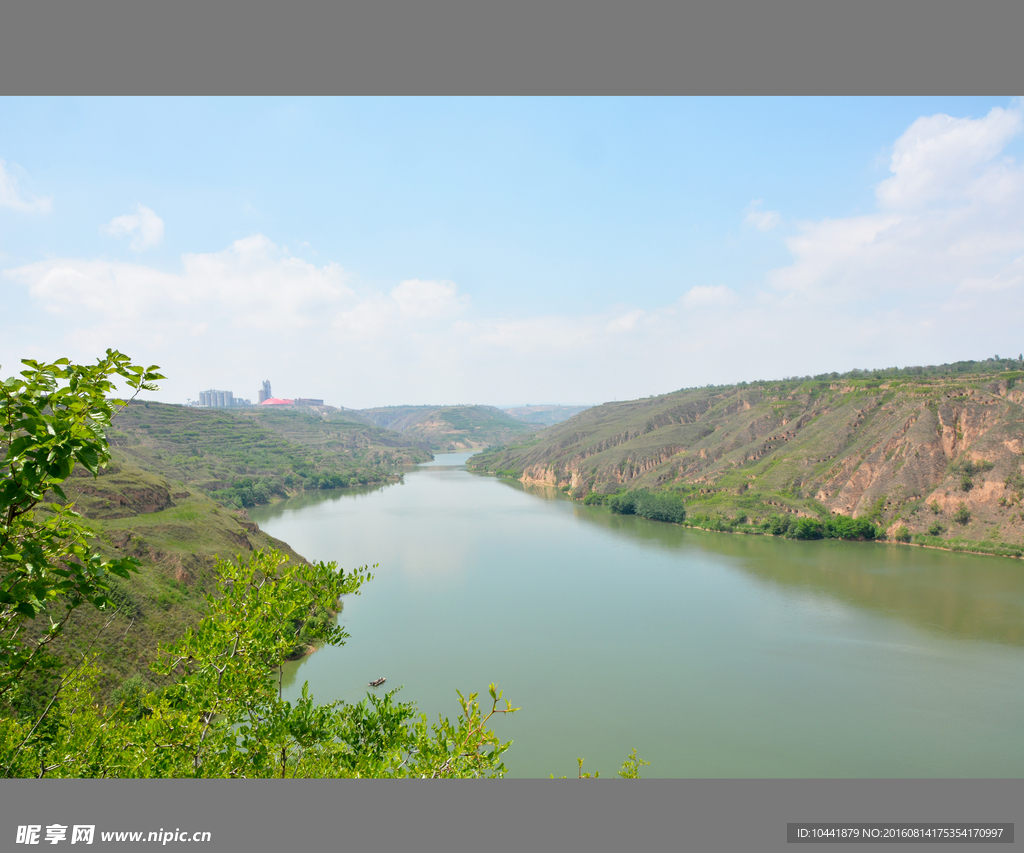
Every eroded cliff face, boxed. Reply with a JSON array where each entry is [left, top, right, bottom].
[[817, 400, 1011, 519], [75, 482, 177, 517], [471, 374, 1024, 542]]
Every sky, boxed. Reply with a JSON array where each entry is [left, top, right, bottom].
[[2, 96, 1023, 409]]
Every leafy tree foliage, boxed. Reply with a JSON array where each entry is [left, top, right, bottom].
[[759, 513, 877, 541], [1, 351, 162, 701], [608, 489, 687, 523], [0, 548, 519, 779]]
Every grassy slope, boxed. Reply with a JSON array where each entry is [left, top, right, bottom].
[[107, 401, 432, 505], [43, 469, 307, 698], [469, 370, 1024, 557], [36, 401, 429, 697], [356, 404, 538, 450]]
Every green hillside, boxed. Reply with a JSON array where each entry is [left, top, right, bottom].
[[30, 401, 430, 698], [356, 404, 538, 450], [42, 466, 309, 699], [469, 363, 1024, 558], [107, 401, 431, 508]]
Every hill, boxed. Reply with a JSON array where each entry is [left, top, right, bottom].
[[355, 404, 538, 450], [503, 405, 593, 425], [40, 466, 310, 700], [107, 401, 431, 508], [468, 365, 1024, 558], [33, 401, 430, 698]]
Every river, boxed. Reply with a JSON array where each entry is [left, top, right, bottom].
[[249, 453, 1024, 778]]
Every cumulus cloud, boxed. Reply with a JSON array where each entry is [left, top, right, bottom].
[[11, 234, 353, 332], [769, 104, 1024, 309], [743, 199, 780, 231], [876, 106, 1024, 209], [0, 159, 52, 213], [103, 204, 164, 250]]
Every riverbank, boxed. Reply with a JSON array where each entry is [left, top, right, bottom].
[[678, 519, 1023, 559]]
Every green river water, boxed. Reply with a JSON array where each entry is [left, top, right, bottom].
[[249, 453, 1024, 778]]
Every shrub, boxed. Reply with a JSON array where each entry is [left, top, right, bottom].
[[825, 515, 877, 541], [949, 457, 993, 489], [632, 490, 687, 523], [608, 492, 637, 515], [893, 525, 911, 543], [609, 489, 686, 523], [762, 514, 793, 537], [953, 503, 972, 525], [792, 518, 824, 540], [927, 521, 945, 536]]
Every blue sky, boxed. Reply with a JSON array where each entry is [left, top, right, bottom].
[[2, 97, 1023, 408]]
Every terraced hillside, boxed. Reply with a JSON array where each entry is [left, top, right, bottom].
[[469, 370, 1024, 556], [107, 401, 431, 507], [356, 404, 538, 450]]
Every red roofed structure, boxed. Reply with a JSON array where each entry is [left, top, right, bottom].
[[259, 397, 293, 406]]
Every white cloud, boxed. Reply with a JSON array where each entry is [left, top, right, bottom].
[[769, 105, 1024, 307], [955, 255, 1024, 294], [103, 204, 164, 250], [877, 106, 1023, 209], [0, 160, 52, 213], [681, 285, 737, 307], [743, 199, 780, 231], [606, 309, 644, 333], [391, 279, 468, 319], [10, 235, 353, 337]]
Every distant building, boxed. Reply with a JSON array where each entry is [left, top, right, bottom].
[[197, 389, 251, 407], [252, 381, 322, 407]]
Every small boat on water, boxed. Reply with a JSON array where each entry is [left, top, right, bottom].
[[368, 677, 386, 687]]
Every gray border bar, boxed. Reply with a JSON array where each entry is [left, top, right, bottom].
[[2, 1, 1024, 94], [2, 779, 1022, 853]]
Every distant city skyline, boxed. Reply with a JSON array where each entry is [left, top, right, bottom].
[[2, 97, 1023, 408]]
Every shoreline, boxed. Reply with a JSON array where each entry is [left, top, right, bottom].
[[497, 472, 1024, 561], [677, 521, 1023, 560]]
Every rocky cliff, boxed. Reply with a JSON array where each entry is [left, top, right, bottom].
[[469, 372, 1024, 552]]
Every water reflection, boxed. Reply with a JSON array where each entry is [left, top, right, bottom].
[[251, 481, 396, 521], [501, 477, 1024, 647]]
